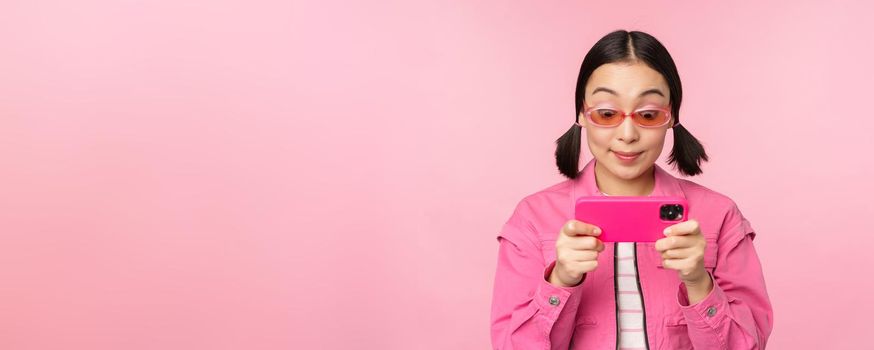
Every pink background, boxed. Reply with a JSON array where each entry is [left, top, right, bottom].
[[1, 0, 872, 349]]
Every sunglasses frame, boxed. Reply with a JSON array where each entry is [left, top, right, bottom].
[[581, 102, 674, 128]]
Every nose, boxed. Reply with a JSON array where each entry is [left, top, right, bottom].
[[616, 114, 639, 143]]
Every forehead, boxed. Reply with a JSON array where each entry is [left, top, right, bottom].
[[585, 61, 669, 100]]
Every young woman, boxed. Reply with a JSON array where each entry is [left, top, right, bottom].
[[490, 30, 773, 349]]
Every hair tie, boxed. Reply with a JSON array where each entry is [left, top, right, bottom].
[[574, 121, 582, 127]]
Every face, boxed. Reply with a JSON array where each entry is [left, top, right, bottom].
[[579, 61, 674, 181]]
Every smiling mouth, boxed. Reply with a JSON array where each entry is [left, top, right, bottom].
[[612, 150, 643, 157], [612, 150, 643, 161]]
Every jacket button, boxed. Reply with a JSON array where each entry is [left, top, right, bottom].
[[706, 306, 717, 317], [548, 296, 560, 306]]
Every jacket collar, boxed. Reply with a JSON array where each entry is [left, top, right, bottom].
[[572, 158, 685, 198]]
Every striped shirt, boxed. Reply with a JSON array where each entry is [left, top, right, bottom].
[[601, 191, 649, 349], [615, 242, 648, 350]]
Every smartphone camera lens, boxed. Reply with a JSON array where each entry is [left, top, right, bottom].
[[660, 204, 684, 221]]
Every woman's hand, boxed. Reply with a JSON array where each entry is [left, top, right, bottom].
[[549, 220, 605, 287], [655, 219, 710, 286]]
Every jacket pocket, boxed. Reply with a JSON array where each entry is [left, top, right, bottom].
[[661, 312, 694, 350], [570, 315, 599, 349], [575, 315, 598, 327]]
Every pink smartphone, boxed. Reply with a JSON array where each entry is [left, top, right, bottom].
[[574, 196, 689, 242]]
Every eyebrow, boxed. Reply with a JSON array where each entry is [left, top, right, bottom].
[[591, 87, 665, 98]]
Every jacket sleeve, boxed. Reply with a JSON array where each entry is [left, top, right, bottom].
[[676, 202, 774, 349], [490, 202, 586, 350]]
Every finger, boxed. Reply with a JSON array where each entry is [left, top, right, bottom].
[[659, 247, 698, 260], [568, 260, 599, 273], [563, 220, 602, 237], [661, 258, 680, 271], [662, 258, 697, 273], [564, 249, 599, 262], [663, 219, 699, 237], [654, 235, 697, 252], [565, 236, 603, 251]]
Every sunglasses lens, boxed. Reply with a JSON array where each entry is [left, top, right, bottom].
[[590, 109, 623, 126], [634, 109, 669, 127]]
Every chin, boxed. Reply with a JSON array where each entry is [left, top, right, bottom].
[[608, 164, 645, 180]]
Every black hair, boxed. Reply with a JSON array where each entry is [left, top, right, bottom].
[[555, 30, 708, 179]]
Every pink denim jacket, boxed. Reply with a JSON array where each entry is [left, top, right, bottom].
[[490, 158, 773, 349]]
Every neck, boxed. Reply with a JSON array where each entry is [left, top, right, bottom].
[[594, 161, 656, 196]]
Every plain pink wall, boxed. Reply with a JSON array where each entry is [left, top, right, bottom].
[[1, 0, 872, 349]]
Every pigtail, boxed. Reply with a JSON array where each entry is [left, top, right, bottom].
[[555, 122, 583, 179], [668, 124, 709, 176]]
